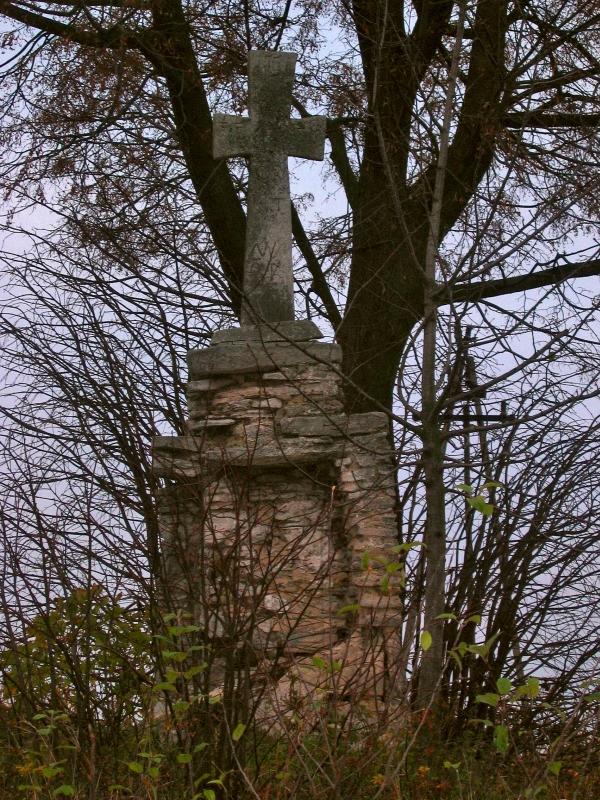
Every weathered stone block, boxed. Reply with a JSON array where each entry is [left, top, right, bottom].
[[285, 397, 344, 416], [153, 434, 346, 477], [188, 418, 237, 431], [279, 411, 389, 438], [261, 371, 287, 381], [188, 340, 342, 379], [211, 319, 323, 344]]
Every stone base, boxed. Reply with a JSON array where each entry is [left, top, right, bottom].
[[153, 318, 402, 721]]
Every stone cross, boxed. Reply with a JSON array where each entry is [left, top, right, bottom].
[[213, 51, 326, 325]]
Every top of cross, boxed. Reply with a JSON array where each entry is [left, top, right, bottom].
[[213, 51, 326, 325]]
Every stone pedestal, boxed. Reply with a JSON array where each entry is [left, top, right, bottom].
[[153, 320, 402, 726]]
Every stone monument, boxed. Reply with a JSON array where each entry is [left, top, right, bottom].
[[153, 51, 401, 728]]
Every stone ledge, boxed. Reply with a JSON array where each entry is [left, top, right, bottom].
[[211, 319, 323, 344], [279, 411, 388, 438], [188, 340, 342, 380], [187, 418, 237, 433], [153, 434, 345, 477]]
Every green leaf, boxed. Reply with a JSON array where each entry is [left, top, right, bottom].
[[360, 551, 370, 570], [493, 724, 509, 753], [173, 700, 190, 715], [42, 766, 63, 779], [496, 677, 513, 696], [162, 650, 188, 662], [583, 691, 600, 702], [468, 643, 486, 656], [443, 761, 461, 770], [469, 630, 500, 658], [390, 541, 423, 553], [548, 761, 562, 776], [476, 693, 500, 707], [467, 614, 482, 624], [523, 677, 540, 698], [36, 727, 53, 736], [457, 641, 468, 656], [312, 655, 327, 670], [177, 753, 193, 764], [148, 766, 160, 779], [467, 495, 494, 515], [127, 761, 144, 774], [420, 631, 432, 652], [153, 682, 177, 692], [184, 664, 207, 679], [436, 612, 457, 621], [193, 742, 209, 753], [203, 789, 216, 800], [380, 574, 390, 593], [167, 624, 201, 636], [337, 603, 360, 615], [482, 481, 503, 490], [456, 483, 473, 495], [232, 722, 246, 742], [53, 787, 75, 797]]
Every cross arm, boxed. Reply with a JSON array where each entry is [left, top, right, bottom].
[[287, 116, 326, 161], [213, 114, 254, 158]]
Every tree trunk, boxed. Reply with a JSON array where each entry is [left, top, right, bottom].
[[338, 134, 425, 413]]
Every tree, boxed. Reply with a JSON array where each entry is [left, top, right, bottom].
[[0, 0, 599, 713], [0, 0, 597, 405]]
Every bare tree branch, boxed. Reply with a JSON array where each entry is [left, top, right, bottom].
[[326, 119, 359, 210], [0, 0, 138, 47], [291, 203, 342, 328], [504, 111, 600, 129], [435, 259, 600, 305]]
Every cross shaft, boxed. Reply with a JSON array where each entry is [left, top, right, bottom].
[[213, 51, 326, 325]]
